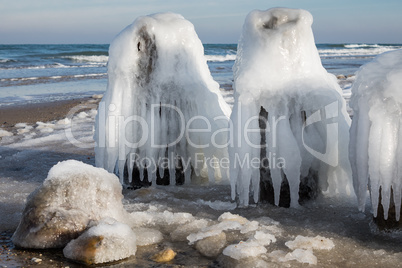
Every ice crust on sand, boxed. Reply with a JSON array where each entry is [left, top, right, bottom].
[[94, 12, 231, 186], [63, 219, 137, 265], [12, 160, 128, 248], [285, 235, 335, 250], [349, 49, 402, 220], [230, 8, 353, 206]]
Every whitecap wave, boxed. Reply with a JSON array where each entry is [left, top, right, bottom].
[[319, 46, 402, 58], [344, 44, 380, 48], [63, 55, 109, 63], [0, 59, 14, 63], [205, 54, 236, 62]]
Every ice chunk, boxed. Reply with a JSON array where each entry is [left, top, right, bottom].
[[223, 240, 267, 260], [133, 227, 163, 246], [171, 219, 209, 241], [240, 220, 259, 234], [14, 123, 29, 128], [94, 12, 231, 186], [252, 230, 276, 246], [36, 122, 55, 133], [281, 248, 317, 265], [130, 210, 194, 228], [195, 232, 227, 257], [187, 212, 250, 245], [12, 160, 129, 248], [76, 111, 88, 119], [349, 49, 402, 223], [63, 220, 136, 265], [0, 129, 13, 137], [230, 8, 352, 207], [187, 220, 242, 245], [218, 212, 249, 224], [56, 118, 71, 125], [285, 235, 335, 250]]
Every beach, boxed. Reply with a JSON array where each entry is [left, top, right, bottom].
[[0, 94, 402, 267], [0, 97, 99, 128], [1, 43, 402, 267]]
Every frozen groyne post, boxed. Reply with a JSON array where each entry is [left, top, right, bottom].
[[230, 8, 353, 207], [94, 13, 231, 188], [349, 49, 402, 229]]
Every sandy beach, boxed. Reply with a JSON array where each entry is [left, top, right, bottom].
[[0, 97, 101, 129]]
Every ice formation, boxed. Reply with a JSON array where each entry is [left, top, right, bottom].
[[63, 219, 137, 265], [230, 8, 352, 206], [349, 49, 402, 221], [12, 160, 129, 248], [94, 12, 231, 187]]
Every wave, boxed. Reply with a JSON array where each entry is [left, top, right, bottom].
[[0, 62, 107, 70], [0, 59, 16, 63], [0, 73, 107, 87], [343, 44, 380, 48], [61, 55, 109, 63], [318, 45, 402, 58], [205, 54, 236, 62]]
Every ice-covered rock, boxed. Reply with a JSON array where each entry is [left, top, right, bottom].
[[63, 220, 136, 265], [94, 12, 231, 187], [349, 49, 402, 227], [12, 160, 128, 248], [230, 8, 352, 207]]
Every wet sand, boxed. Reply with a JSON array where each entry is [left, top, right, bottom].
[[0, 97, 101, 130]]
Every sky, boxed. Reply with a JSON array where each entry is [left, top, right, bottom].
[[1, 0, 401, 44]]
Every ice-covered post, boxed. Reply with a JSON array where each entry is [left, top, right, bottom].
[[230, 8, 353, 207], [349, 50, 402, 230], [94, 13, 231, 188]]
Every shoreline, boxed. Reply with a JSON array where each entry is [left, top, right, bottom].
[[0, 96, 102, 130]]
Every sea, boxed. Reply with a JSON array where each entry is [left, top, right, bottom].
[[0, 43, 401, 107]]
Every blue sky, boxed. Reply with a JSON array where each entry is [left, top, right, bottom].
[[1, 0, 401, 44]]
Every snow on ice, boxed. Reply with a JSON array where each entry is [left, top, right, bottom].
[[94, 12, 231, 187], [229, 8, 353, 207], [349, 49, 402, 222]]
